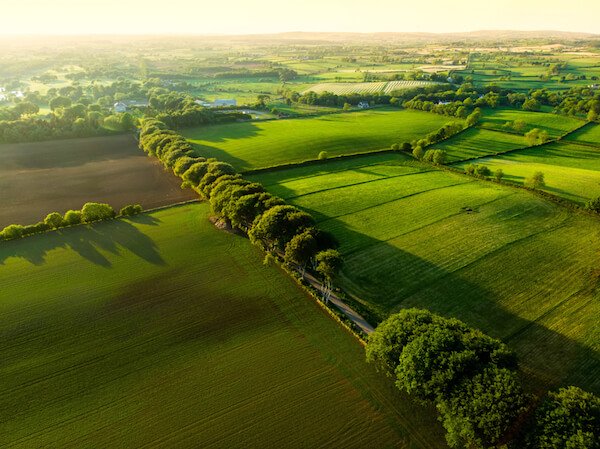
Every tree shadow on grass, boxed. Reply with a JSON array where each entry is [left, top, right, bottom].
[[265, 171, 600, 394], [125, 214, 162, 226], [0, 218, 165, 268]]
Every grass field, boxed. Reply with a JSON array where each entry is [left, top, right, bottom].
[[455, 141, 600, 204], [0, 202, 446, 448], [251, 157, 600, 394], [430, 128, 526, 162], [563, 122, 600, 146], [0, 134, 196, 228], [479, 109, 584, 137], [182, 109, 458, 170]]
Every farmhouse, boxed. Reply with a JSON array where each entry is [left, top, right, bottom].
[[113, 100, 149, 112], [213, 99, 237, 107], [113, 102, 127, 113], [358, 101, 370, 109], [589, 84, 600, 90]]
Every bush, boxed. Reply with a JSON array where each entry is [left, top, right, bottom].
[[525, 386, 600, 449], [81, 202, 116, 223], [525, 171, 545, 189], [412, 146, 424, 160], [1, 224, 25, 240], [44, 212, 65, 229], [584, 197, 600, 212], [64, 210, 82, 225], [391, 143, 400, 151], [401, 142, 412, 152], [120, 204, 143, 216], [318, 151, 328, 160], [495, 169, 504, 181]]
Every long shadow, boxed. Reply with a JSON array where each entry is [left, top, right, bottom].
[[0, 218, 165, 267], [0, 134, 138, 171], [260, 163, 600, 395], [180, 120, 262, 144]]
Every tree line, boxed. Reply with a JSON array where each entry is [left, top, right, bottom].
[[366, 308, 599, 449], [0, 202, 141, 241], [138, 119, 343, 289]]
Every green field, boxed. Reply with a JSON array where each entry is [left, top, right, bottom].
[[250, 157, 600, 394], [182, 109, 457, 170], [479, 109, 584, 137], [303, 80, 439, 95], [431, 128, 526, 162], [564, 122, 600, 146], [0, 203, 446, 448], [456, 141, 600, 204]]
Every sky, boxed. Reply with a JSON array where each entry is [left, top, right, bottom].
[[1, 0, 599, 35]]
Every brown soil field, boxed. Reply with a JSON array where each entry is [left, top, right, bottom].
[[0, 134, 197, 228]]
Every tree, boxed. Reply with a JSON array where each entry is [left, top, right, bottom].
[[1, 224, 25, 240], [314, 249, 343, 303], [49, 96, 72, 111], [432, 149, 447, 165], [44, 212, 65, 229], [588, 109, 599, 122], [81, 202, 116, 223], [401, 142, 412, 152], [526, 171, 545, 189], [584, 197, 600, 212], [437, 368, 527, 449], [495, 169, 504, 182], [64, 210, 82, 225], [412, 146, 424, 160], [13, 101, 39, 117], [284, 228, 318, 277], [343, 102, 352, 111], [525, 387, 600, 449], [249, 205, 315, 251], [525, 128, 549, 146], [120, 204, 143, 216], [465, 108, 481, 127], [522, 98, 541, 111], [318, 151, 328, 160], [391, 143, 400, 151]]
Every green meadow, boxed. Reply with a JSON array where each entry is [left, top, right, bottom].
[[0, 203, 445, 448], [431, 127, 526, 162], [456, 141, 600, 204], [251, 157, 600, 394], [182, 109, 457, 170], [479, 109, 584, 137]]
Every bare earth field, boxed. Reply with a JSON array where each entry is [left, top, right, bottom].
[[0, 134, 197, 227]]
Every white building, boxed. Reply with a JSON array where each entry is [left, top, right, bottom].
[[113, 102, 127, 113], [358, 101, 370, 109]]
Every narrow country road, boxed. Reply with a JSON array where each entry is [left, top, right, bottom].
[[301, 270, 375, 335]]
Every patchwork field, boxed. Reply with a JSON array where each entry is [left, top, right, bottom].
[[182, 109, 457, 170], [251, 156, 600, 393], [456, 141, 600, 204], [563, 122, 600, 146], [479, 109, 584, 137], [0, 203, 446, 448], [431, 127, 526, 162], [0, 134, 196, 228], [302, 80, 438, 95]]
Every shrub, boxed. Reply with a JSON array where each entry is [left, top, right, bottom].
[[412, 146, 424, 160], [584, 197, 600, 212], [391, 143, 400, 151], [81, 202, 116, 223], [525, 386, 600, 449], [525, 171, 545, 189], [495, 168, 504, 181], [44, 212, 65, 229], [1, 224, 25, 240], [318, 151, 328, 160], [64, 210, 82, 225], [120, 204, 143, 216], [401, 142, 412, 152]]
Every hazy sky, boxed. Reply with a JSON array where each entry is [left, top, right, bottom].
[[2, 0, 599, 35]]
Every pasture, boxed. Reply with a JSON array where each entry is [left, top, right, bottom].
[[251, 156, 600, 394], [302, 80, 439, 95], [564, 122, 600, 146], [0, 202, 446, 448], [431, 127, 526, 162], [456, 141, 600, 204], [0, 134, 196, 228], [182, 109, 457, 170], [479, 109, 584, 137]]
